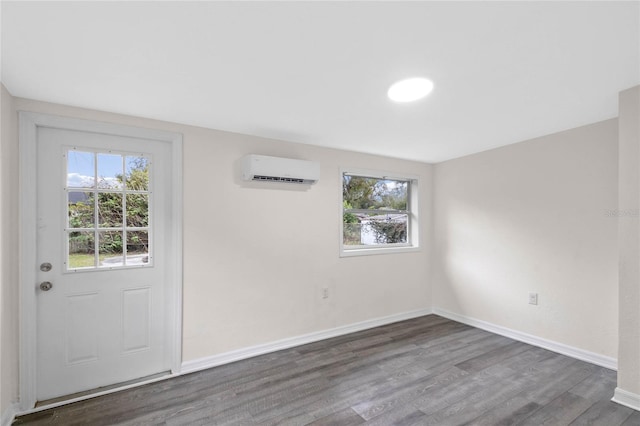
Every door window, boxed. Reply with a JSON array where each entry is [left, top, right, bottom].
[[66, 149, 152, 270]]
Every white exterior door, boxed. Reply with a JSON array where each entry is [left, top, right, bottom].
[[33, 124, 176, 402]]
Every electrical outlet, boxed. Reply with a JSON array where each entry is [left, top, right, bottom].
[[528, 292, 538, 305], [322, 288, 329, 299]]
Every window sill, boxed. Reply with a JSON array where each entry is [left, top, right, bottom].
[[340, 245, 421, 258]]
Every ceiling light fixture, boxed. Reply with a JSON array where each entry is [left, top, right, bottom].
[[387, 77, 434, 103]]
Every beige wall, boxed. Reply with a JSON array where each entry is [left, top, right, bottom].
[[1, 84, 19, 417], [432, 119, 619, 358], [617, 85, 640, 396], [12, 97, 433, 363]]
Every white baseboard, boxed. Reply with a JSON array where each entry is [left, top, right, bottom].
[[1, 402, 18, 426], [613, 388, 640, 412], [432, 308, 617, 371], [181, 308, 433, 374]]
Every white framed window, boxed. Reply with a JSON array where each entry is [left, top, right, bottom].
[[340, 168, 420, 257]]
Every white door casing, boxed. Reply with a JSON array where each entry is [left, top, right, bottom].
[[19, 113, 183, 409]]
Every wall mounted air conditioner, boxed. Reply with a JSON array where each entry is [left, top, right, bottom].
[[241, 154, 320, 185]]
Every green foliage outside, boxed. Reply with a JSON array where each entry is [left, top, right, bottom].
[[342, 201, 361, 245], [369, 221, 407, 244], [343, 176, 407, 210]]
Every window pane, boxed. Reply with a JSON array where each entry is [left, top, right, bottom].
[[67, 151, 95, 188], [126, 156, 149, 191], [360, 213, 408, 245], [98, 231, 124, 268], [126, 194, 149, 227], [343, 222, 363, 245], [344, 213, 408, 246], [126, 231, 149, 265], [343, 176, 407, 210], [68, 231, 95, 268], [97, 192, 123, 228], [68, 192, 94, 228], [97, 153, 123, 189]]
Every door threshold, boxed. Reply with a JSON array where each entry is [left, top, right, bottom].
[[35, 371, 171, 408]]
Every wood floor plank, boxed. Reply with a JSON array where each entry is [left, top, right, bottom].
[[516, 391, 594, 426], [569, 400, 635, 425], [14, 315, 636, 426], [621, 410, 640, 425], [304, 407, 365, 426], [467, 400, 542, 426], [567, 366, 618, 402], [454, 340, 531, 373], [361, 403, 427, 426]]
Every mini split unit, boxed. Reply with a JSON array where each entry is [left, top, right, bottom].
[[241, 154, 320, 185]]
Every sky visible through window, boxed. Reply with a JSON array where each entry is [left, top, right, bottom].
[[67, 151, 142, 189]]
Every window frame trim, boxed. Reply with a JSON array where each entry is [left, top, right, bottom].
[[339, 167, 420, 257]]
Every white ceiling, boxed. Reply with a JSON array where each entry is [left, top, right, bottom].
[[2, 1, 639, 163]]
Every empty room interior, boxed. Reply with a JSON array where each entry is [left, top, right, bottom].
[[1, 1, 640, 425]]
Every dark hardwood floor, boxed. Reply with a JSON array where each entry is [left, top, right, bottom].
[[14, 315, 640, 425]]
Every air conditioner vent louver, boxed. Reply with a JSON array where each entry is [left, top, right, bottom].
[[242, 155, 320, 185], [254, 175, 305, 184]]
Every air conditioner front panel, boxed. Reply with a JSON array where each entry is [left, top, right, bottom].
[[242, 155, 320, 184]]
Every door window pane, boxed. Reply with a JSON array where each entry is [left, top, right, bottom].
[[67, 151, 95, 188], [98, 231, 124, 268], [97, 192, 123, 228], [68, 231, 95, 268], [126, 156, 149, 191], [68, 192, 94, 228], [126, 231, 149, 265], [126, 194, 149, 227], [97, 153, 123, 189]]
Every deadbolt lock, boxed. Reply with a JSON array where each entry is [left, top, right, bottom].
[[40, 262, 52, 272]]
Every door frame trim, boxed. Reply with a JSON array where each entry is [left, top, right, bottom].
[[18, 112, 184, 410]]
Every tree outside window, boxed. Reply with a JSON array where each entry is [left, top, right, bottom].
[[342, 174, 410, 248]]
